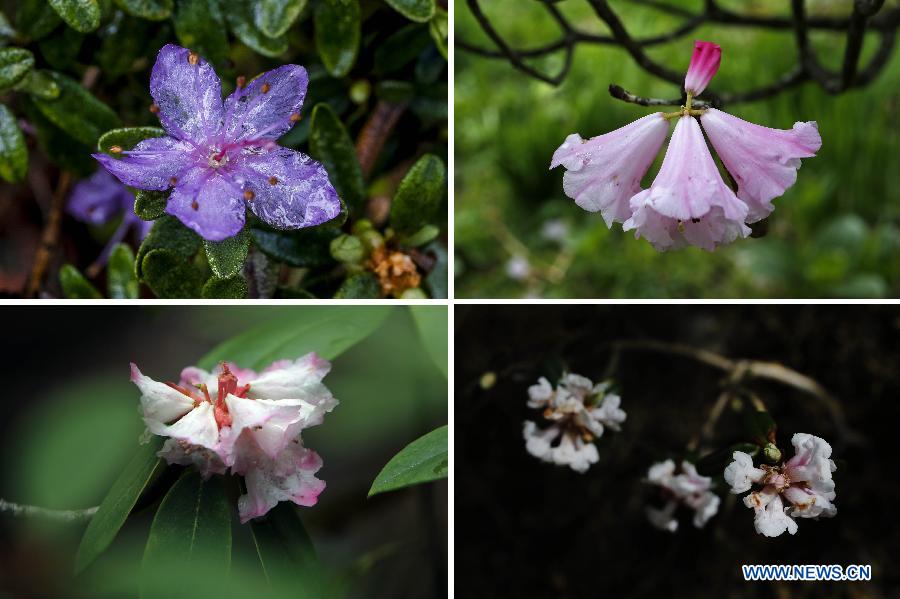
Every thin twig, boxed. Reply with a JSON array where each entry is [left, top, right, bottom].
[[0, 498, 97, 523], [355, 100, 407, 179], [25, 171, 71, 298]]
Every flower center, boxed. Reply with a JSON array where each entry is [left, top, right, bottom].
[[208, 147, 229, 168], [165, 363, 250, 430]]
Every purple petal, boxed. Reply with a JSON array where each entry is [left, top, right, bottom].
[[232, 147, 341, 230], [222, 65, 308, 144], [93, 136, 197, 191], [68, 168, 130, 225], [166, 168, 246, 241], [150, 44, 224, 143]]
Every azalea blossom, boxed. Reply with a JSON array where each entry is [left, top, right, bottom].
[[724, 433, 837, 537], [131, 354, 338, 522], [523, 374, 626, 473], [551, 40, 821, 252], [95, 44, 341, 241], [645, 459, 720, 532]]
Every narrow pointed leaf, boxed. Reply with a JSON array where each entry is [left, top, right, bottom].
[[369, 425, 448, 497], [249, 502, 321, 591], [59, 264, 103, 298], [0, 104, 27, 183], [314, 0, 360, 77], [107, 243, 140, 299], [48, 0, 101, 32], [390, 153, 445, 236], [32, 72, 120, 147], [74, 437, 166, 574], [409, 306, 447, 378], [309, 103, 365, 212]]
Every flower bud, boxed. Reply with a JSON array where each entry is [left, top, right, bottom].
[[329, 234, 365, 264], [399, 287, 427, 299], [763, 443, 782, 464], [351, 218, 374, 235], [359, 229, 384, 252], [349, 80, 371, 105]]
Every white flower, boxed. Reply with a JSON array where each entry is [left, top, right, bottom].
[[540, 218, 569, 243], [645, 459, 719, 532], [723, 433, 836, 537], [522, 373, 625, 473], [505, 255, 531, 280]]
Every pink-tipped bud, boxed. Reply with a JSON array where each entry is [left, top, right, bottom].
[[684, 41, 721, 95]]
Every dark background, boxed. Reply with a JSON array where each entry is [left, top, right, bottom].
[[455, 305, 899, 597]]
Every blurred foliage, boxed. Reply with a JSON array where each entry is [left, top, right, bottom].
[[0, 0, 448, 299], [455, 0, 900, 298]]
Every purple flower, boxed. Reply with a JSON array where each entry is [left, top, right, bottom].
[[68, 168, 152, 265], [93, 44, 341, 241]]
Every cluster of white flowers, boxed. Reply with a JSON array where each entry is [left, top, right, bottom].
[[645, 459, 720, 532], [724, 433, 837, 537], [523, 373, 626, 473]]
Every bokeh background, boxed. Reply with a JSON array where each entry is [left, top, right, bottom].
[[455, 0, 900, 298], [0, 305, 447, 598], [455, 305, 900, 597]]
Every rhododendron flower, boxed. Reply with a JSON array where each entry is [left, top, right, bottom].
[[523, 374, 626, 473], [68, 168, 152, 264], [645, 459, 719, 532], [724, 433, 837, 537], [551, 40, 821, 252], [131, 354, 338, 522], [95, 44, 340, 241]]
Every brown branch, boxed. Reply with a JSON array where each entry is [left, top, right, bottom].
[[25, 171, 70, 298], [355, 100, 407, 179]]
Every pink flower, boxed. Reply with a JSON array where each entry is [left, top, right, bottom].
[[131, 353, 337, 522], [724, 433, 837, 537], [646, 459, 720, 532], [550, 113, 669, 226], [624, 116, 749, 251], [684, 41, 721, 96], [700, 109, 822, 222]]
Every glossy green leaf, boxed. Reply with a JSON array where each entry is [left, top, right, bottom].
[[97, 12, 157, 76], [0, 47, 35, 90], [333, 272, 380, 298], [48, 0, 101, 33], [32, 72, 120, 147], [173, 0, 229, 65], [107, 243, 140, 299], [134, 190, 169, 221], [59, 264, 102, 298], [254, 0, 306, 38], [16, 0, 62, 40], [390, 153, 445, 236], [429, 7, 448, 59], [227, 0, 288, 57], [373, 24, 431, 77], [136, 215, 202, 279], [314, 0, 360, 77], [204, 228, 250, 279], [202, 274, 248, 298], [12, 69, 61, 99], [37, 26, 84, 71], [113, 0, 173, 20], [74, 437, 165, 574], [197, 305, 392, 370], [385, 0, 434, 22], [309, 103, 365, 212], [409, 306, 447, 378], [368, 425, 447, 497], [141, 471, 231, 598], [141, 249, 205, 298], [0, 104, 27, 183], [97, 126, 166, 155], [249, 502, 321, 590], [250, 226, 339, 268], [20, 96, 95, 176]]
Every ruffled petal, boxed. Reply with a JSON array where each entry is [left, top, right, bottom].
[[93, 135, 197, 191], [231, 147, 341, 230], [785, 432, 836, 485], [551, 113, 669, 226], [752, 493, 798, 537], [527, 377, 553, 408], [146, 401, 219, 451], [247, 353, 333, 402], [701, 108, 821, 222], [222, 65, 308, 144], [165, 168, 246, 241], [130, 363, 195, 426], [224, 395, 319, 461], [150, 44, 224, 143], [684, 41, 721, 95], [724, 451, 766, 494], [158, 438, 227, 478]]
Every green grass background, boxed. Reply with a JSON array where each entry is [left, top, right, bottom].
[[455, 0, 900, 298]]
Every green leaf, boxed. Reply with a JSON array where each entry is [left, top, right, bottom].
[[385, 0, 434, 22], [254, 0, 306, 38], [141, 471, 231, 598], [202, 274, 248, 298], [409, 306, 447, 378], [48, 0, 101, 32], [373, 24, 431, 77], [429, 7, 448, 59], [32, 72, 120, 147], [204, 228, 250, 279], [249, 502, 321, 590], [0, 47, 35, 90], [197, 305, 391, 370], [12, 69, 61, 99], [136, 215, 202, 279], [97, 126, 166, 155], [250, 226, 339, 269], [0, 104, 27, 183], [20, 96, 95, 176], [314, 0, 360, 77], [134, 190, 169, 221], [309, 103, 365, 212], [97, 12, 155, 76], [368, 425, 447, 497], [74, 437, 165, 574], [113, 0, 173, 20], [107, 243, 139, 299], [333, 272, 380, 298], [59, 264, 102, 298], [16, 0, 62, 40], [227, 0, 288, 57], [743, 409, 777, 447], [37, 26, 84, 71], [173, 0, 229, 65], [390, 153, 445, 236], [141, 249, 205, 298]]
